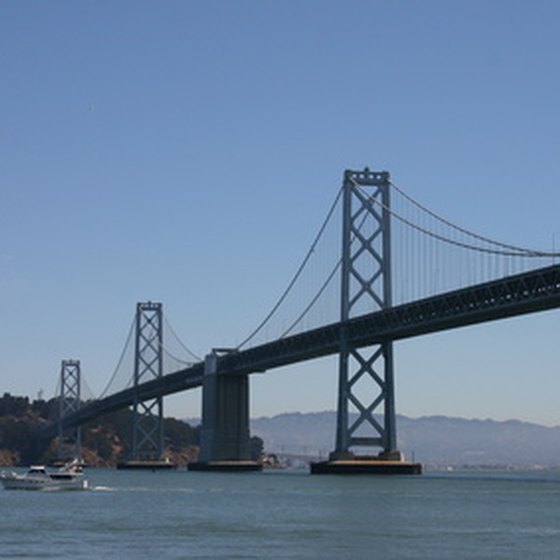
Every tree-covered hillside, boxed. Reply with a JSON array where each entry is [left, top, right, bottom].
[[0, 393, 256, 467]]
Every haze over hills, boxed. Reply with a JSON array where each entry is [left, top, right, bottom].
[[189, 411, 560, 468]]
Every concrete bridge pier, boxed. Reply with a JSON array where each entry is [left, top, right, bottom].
[[188, 350, 262, 471]]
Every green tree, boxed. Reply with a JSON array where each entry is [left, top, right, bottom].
[[0, 393, 30, 418]]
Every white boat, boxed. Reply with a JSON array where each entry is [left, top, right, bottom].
[[0, 460, 89, 491]]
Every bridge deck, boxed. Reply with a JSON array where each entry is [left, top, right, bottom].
[[45, 264, 560, 436], [222, 263, 560, 374]]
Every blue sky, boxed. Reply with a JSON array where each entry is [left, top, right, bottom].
[[2, 1, 560, 428]]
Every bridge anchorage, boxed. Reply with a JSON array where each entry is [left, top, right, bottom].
[[188, 348, 261, 472]]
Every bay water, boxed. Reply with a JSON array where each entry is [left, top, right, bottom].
[[1, 468, 559, 559]]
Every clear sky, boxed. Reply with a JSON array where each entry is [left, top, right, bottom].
[[2, 1, 560, 428]]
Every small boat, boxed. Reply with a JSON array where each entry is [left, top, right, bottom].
[[0, 460, 89, 491]]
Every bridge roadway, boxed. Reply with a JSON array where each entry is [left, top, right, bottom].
[[44, 263, 560, 437]]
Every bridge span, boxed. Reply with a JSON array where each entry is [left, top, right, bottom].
[[44, 262, 560, 438], [46, 168, 560, 473]]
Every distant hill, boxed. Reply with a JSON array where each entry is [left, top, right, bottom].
[[0, 393, 200, 467], [246, 411, 560, 468]]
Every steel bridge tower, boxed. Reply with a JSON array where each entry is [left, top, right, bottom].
[[130, 301, 165, 461], [58, 359, 82, 461], [331, 168, 401, 460]]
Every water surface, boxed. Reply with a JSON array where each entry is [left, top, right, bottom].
[[1, 468, 559, 559]]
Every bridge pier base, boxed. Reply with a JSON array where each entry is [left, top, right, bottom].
[[311, 449, 421, 475], [188, 351, 262, 472]]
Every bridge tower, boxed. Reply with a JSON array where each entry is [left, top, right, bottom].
[[333, 168, 400, 461], [57, 359, 82, 461], [127, 301, 167, 465]]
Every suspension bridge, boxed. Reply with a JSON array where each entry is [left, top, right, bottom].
[[45, 168, 560, 473]]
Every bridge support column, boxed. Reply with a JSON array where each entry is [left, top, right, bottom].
[[57, 359, 82, 462], [118, 302, 175, 470], [312, 167, 421, 474], [188, 350, 261, 471]]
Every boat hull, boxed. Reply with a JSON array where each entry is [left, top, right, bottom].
[[0, 469, 89, 491]]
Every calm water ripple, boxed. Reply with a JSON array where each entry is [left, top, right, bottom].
[[1, 469, 559, 559]]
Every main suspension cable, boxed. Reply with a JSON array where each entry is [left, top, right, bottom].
[[236, 185, 344, 350], [162, 347, 196, 369], [353, 181, 560, 257], [280, 259, 342, 338], [163, 315, 202, 362], [98, 315, 135, 399], [389, 179, 560, 257]]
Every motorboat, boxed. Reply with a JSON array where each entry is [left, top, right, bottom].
[[0, 460, 89, 491]]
